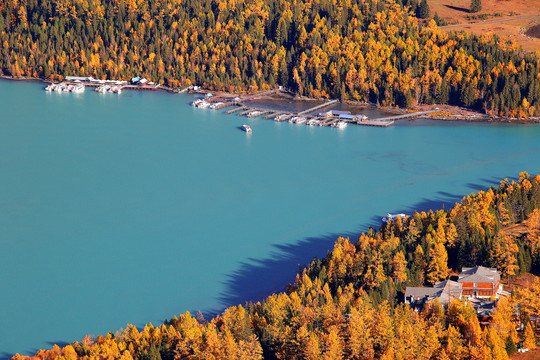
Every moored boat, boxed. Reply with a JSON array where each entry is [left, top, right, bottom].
[[331, 121, 347, 128]]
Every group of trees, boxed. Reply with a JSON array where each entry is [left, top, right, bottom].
[[10, 173, 540, 359], [0, 0, 539, 116]]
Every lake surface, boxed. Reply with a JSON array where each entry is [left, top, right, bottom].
[[1, 79, 539, 358]]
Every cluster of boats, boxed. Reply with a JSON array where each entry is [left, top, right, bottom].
[[96, 85, 122, 94], [45, 82, 85, 93], [282, 115, 347, 128], [191, 99, 211, 108], [191, 96, 228, 109]]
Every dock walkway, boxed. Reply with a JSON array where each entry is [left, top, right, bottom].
[[298, 99, 339, 116], [357, 119, 394, 127], [225, 106, 247, 114], [370, 109, 439, 122]]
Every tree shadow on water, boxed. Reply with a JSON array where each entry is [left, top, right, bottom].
[[0, 341, 72, 360], [208, 233, 341, 316], [210, 188, 482, 317]]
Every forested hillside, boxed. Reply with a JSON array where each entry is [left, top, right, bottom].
[[10, 173, 540, 359], [0, 0, 539, 116]]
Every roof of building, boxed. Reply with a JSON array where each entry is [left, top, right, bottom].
[[437, 280, 463, 304], [405, 280, 463, 305], [458, 266, 500, 284], [405, 286, 441, 299]]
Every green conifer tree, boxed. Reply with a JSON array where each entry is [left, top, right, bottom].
[[470, 0, 481, 13], [417, 0, 431, 19]]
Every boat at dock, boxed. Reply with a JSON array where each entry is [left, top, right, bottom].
[[331, 121, 347, 129], [289, 116, 299, 123], [247, 110, 263, 118], [295, 117, 307, 125], [307, 119, 321, 126], [210, 102, 225, 109], [71, 84, 85, 93], [241, 124, 252, 133]]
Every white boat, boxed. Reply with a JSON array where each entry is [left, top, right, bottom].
[[197, 100, 211, 108], [96, 85, 111, 93], [289, 117, 298, 123], [275, 114, 288, 121], [247, 111, 262, 118], [210, 102, 224, 109], [307, 119, 320, 126], [241, 124, 252, 133], [296, 117, 307, 125], [191, 99, 203, 107], [71, 84, 85, 93], [45, 84, 55, 91], [331, 121, 347, 128]]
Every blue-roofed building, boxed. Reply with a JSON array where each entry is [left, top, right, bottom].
[[131, 76, 141, 84]]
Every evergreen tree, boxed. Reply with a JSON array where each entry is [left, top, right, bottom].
[[470, 0, 481, 13], [505, 335, 517, 355], [417, 0, 430, 19]]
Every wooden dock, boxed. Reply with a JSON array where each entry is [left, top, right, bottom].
[[369, 110, 439, 122], [225, 106, 247, 114], [298, 99, 339, 116], [356, 119, 395, 127], [264, 111, 283, 119], [319, 117, 340, 126]]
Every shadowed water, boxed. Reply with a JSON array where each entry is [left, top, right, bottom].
[[1, 79, 539, 358]]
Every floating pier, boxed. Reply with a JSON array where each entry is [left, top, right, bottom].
[[356, 119, 395, 127], [369, 110, 439, 122], [298, 99, 339, 116], [264, 111, 283, 119], [225, 106, 247, 114]]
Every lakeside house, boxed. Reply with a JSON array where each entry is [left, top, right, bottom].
[[405, 266, 509, 315], [458, 266, 502, 298]]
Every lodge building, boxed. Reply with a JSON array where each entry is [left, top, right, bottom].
[[405, 266, 504, 306], [458, 266, 501, 298]]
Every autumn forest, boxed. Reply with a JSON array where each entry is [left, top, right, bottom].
[[0, 0, 539, 116], [8, 171, 540, 359]]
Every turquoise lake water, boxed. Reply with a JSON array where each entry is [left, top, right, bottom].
[[1, 79, 540, 358]]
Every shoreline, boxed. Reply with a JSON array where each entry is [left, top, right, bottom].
[[2, 75, 539, 124]]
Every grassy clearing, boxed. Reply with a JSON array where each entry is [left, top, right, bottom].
[[427, 0, 540, 51]]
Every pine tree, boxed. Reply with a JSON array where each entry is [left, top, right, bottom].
[[470, 0, 482, 13], [505, 335, 517, 355], [416, 0, 430, 19]]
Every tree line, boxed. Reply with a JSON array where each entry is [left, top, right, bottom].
[[0, 0, 539, 116]]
